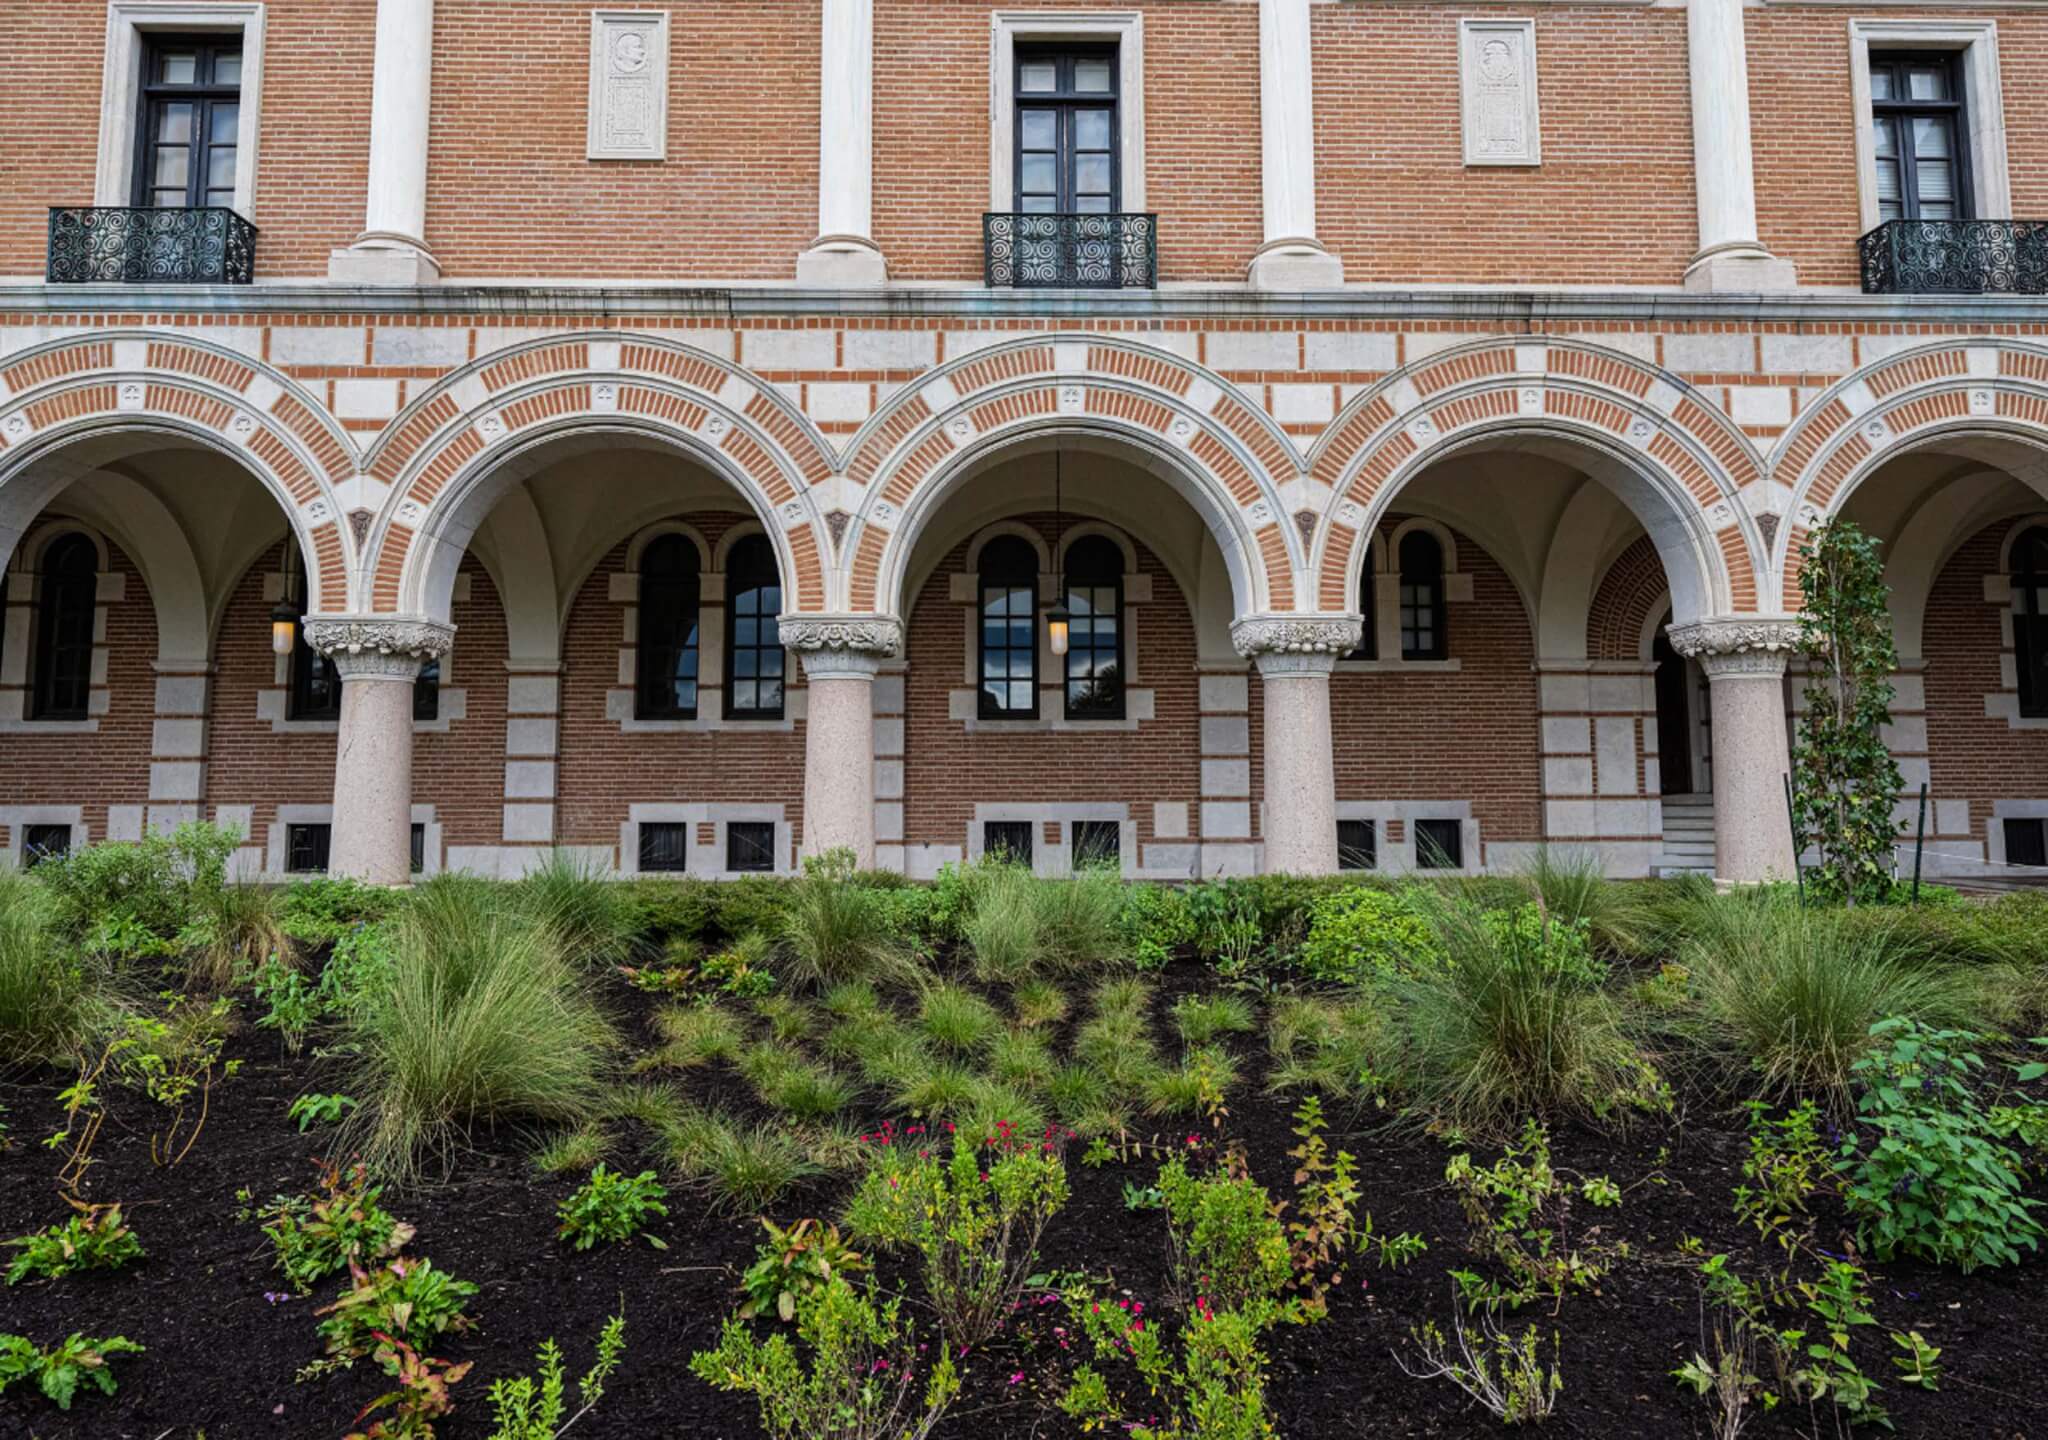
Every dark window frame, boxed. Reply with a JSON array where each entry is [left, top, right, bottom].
[[1414, 818, 1464, 871], [1348, 550, 1379, 661], [1869, 51, 1973, 224], [722, 535, 785, 722], [635, 533, 702, 721], [285, 822, 331, 875], [638, 821, 690, 874], [2004, 817, 2048, 871], [2014, 526, 2048, 720], [1337, 819, 1377, 871], [132, 34, 244, 210], [413, 659, 440, 722], [1398, 531, 1447, 662], [287, 569, 341, 722], [1071, 818, 1121, 869], [32, 534, 98, 722], [23, 823, 73, 866], [1062, 535, 1125, 720], [725, 821, 778, 874], [1014, 43, 1121, 216], [409, 822, 426, 875], [983, 820, 1035, 867], [978, 536, 1041, 720]]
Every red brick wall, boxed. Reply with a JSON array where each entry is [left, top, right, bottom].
[[1331, 524, 1542, 852], [1587, 535, 1668, 661], [0, 535, 154, 843], [426, 1, 820, 279], [899, 515, 1204, 850], [1312, 5, 1696, 286], [554, 516, 808, 854], [1922, 525, 2048, 851], [414, 557, 507, 855], [873, 0, 1262, 284]]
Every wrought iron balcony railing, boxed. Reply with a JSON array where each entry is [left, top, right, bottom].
[[984, 212, 1157, 289], [47, 206, 257, 285], [1860, 218, 2048, 296]]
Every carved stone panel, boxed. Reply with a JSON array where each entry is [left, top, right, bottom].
[[587, 10, 670, 161], [1460, 18, 1541, 168]]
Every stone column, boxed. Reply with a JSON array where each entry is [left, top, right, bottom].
[[330, 0, 441, 284], [785, 616, 901, 868], [797, 0, 888, 285], [1683, 0, 1795, 291], [305, 618, 453, 885], [1233, 616, 1360, 876], [1248, 0, 1344, 290], [1669, 619, 1800, 885]]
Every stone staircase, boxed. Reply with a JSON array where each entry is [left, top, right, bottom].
[[1656, 795, 1716, 877]]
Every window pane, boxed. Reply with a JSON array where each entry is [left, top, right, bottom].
[[1074, 109, 1111, 150], [1020, 109, 1057, 150], [1073, 194, 1110, 215], [1869, 66, 1895, 102], [1019, 61, 1057, 92], [207, 146, 238, 191], [1021, 154, 1057, 196], [213, 50, 243, 85], [1906, 65, 1950, 101], [158, 50, 199, 84], [209, 103, 239, 144], [1912, 115, 1953, 160], [154, 147, 191, 189], [158, 103, 194, 144], [1075, 153, 1111, 195], [1073, 58, 1113, 92]]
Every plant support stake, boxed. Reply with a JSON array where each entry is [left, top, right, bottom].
[[1783, 772, 1805, 904], [1912, 780, 1928, 904]]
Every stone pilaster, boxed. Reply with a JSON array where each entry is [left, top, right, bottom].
[[331, 0, 441, 284], [1668, 618, 1802, 884], [1233, 615, 1359, 876], [784, 615, 901, 868], [1683, 0, 1796, 291], [1248, 0, 1343, 289], [305, 617, 454, 885], [797, 0, 888, 285]]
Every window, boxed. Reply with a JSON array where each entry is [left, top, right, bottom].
[[726, 822, 778, 874], [1414, 818, 1463, 871], [286, 823, 331, 875], [2005, 817, 2048, 871], [1337, 820, 1376, 871], [23, 824, 72, 866], [1063, 536, 1124, 719], [638, 822, 689, 874], [134, 35, 243, 209], [1348, 556, 1378, 661], [635, 534, 700, 720], [723, 536, 784, 721], [1870, 53, 1970, 223], [410, 822, 426, 876], [32, 534, 97, 721], [1016, 46, 1119, 214], [413, 660, 440, 723], [288, 577, 341, 722], [1398, 532, 1446, 661], [978, 536, 1039, 719], [2014, 526, 2048, 720], [984, 820, 1034, 866], [1072, 819, 1121, 869]]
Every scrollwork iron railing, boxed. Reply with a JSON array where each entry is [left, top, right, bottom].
[[984, 212, 1157, 289], [1859, 219, 2048, 296], [46, 206, 257, 285]]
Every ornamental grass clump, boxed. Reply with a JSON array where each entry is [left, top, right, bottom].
[[963, 860, 1126, 982], [846, 1124, 1069, 1349], [515, 849, 643, 970], [0, 871, 109, 1065], [779, 849, 913, 990], [918, 982, 1001, 1056], [341, 886, 616, 1182]]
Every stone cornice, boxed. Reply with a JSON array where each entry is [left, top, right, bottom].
[[1666, 618, 1804, 661], [1231, 614, 1364, 659], [777, 614, 904, 658], [303, 617, 456, 678]]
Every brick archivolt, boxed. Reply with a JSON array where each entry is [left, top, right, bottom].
[[1307, 338, 1768, 627], [0, 332, 355, 614]]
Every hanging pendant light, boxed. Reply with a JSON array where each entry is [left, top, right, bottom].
[[1046, 444, 1071, 658], [270, 534, 298, 656]]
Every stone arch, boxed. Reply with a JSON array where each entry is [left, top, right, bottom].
[[845, 335, 1303, 622], [1772, 338, 2048, 611], [1309, 338, 1763, 629], [361, 333, 836, 623], [627, 520, 716, 573], [0, 331, 356, 613], [1586, 534, 1672, 661], [26, 473, 211, 668]]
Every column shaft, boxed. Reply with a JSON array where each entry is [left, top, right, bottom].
[[799, 655, 879, 867], [1702, 655, 1796, 885], [329, 670, 420, 885], [1256, 653, 1340, 875], [798, 0, 887, 284], [331, 0, 439, 283], [1683, 0, 1794, 290]]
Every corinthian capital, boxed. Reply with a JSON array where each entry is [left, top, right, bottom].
[[776, 614, 904, 658], [1665, 617, 1804, 660], [1230, 614, 1364, 659], [302, 616, 456, 680]]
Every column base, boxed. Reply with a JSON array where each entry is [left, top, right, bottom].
[[1682, 245, 1797, 293], [796, 235, 889, 287], [328, 236, 442, 286], [1246, 238, 1345, 291]]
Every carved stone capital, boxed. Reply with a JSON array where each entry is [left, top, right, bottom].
[[776, 614, 904, 659], [303, 616, 456, 680], [1665, 618, 1803, 661], [1230, 614, 1364, 659], [1253, 651, 1341, 678]]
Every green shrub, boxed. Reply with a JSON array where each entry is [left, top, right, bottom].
[[341, 890, 615, 1181], [5, 1204, 143, 1285], [557, 1165, 669, 1250], [316, 1255, 477, 1362], [0, 872, 108, 1064], [1157, 1154, 1292, 1314], [623, 876, 715, 945], [1122, 883, 1195, 969], [1838, 1018, 2042, 1271], [1297, 887, 1441, 984], [0, 1332, 145, 1411], [255, 1162, 412, 1293], [690, 1275, 958, 1440], [486, 1312, 628, 1440], [279, 876, 395, 946], [516, 850, 643, 969], [712, 876, 794, 945], [919, 982, 1001, 1055], [34, 822, 244, 955], [780, 850, 911, 989], [1060, 1290, 1284, 1440]]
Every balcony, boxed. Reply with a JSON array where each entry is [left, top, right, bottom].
[[984, 212, 1157, 289], [1859, 218, 2048, 296], [46, 206, 257, 285]]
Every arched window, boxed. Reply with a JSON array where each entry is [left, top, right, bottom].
[[413, 659, 440, 722], [1398, 531, 1446, 661], [285, 541, 341, 721], [979, 535, 1039, 719], [723, 534, 784, 721], [32, 534, 98, 720], [1063, 535, 1124, 719], [635, 533, 701, 720], [2015, 525, 2048, 719], [1348, 545, 1378, 661]]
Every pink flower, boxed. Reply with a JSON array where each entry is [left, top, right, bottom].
[[1009, 1372, 1025, 1386]]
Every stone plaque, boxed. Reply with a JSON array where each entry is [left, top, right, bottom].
[[1460, 18, 1541, 168], [588, 11, 670, 161]]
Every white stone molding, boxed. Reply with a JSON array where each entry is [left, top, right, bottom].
[[1459, 18, 1541, 168], [989, 12, 1145, 212], [330, 0, 440, 283], [779, 614, 904, 657], [1230, 614, 1364, 658], [1683, 0, 1796, 291], [97, 4, 267, 221], [587, 10, 670, 161], [1249, 0, 1342, 289], [1849, 20, 2008, 233], [620, 802, 795, 880], [0, 807, 87, 870], [799, 0, 886, 284], [1334, 800, 1483, 877], [968, 802, 1144, 879]]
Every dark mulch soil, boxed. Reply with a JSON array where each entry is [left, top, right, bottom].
[[3, 959, 2045, 1440]]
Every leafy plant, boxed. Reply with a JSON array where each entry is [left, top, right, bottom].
[[257, 1161, 414, 1293], [1731, 1100, 1830, 1258], [556, 1165, 669, 1251], [117, 995, 239, 1167], [289, 1091, 358, 1131], [0, 869, 109, 1064], [1890, 1330, 1941, 1390], [1156, 1152, 1293, 1315], [1791, 1259, 1887, 1428], [316, 1255, 479, 1365], [1280, 1095, 1359, 1314], [1298, 886, 1441, 983], [1671, 1254, 1788, 1440], [486, 1311, 627, 1440], [690, 1274, 958, 1440], [1444, 1120, 1605, 1311], [740, 1218, 868, 1323], [1060, 1289, 1284, 1440], [1399, 1297, 1562, 1426], [5, 1204, 143, 1285], [344, 1334, 471, 1440], [0, 1331, 145, 1411]]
